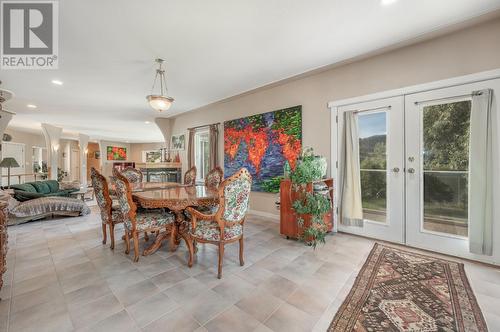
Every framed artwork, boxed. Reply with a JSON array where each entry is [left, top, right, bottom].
[[170, 134, 186, 151], [142, 150, 162, 163], [106, 146, 127, 160], [224, 105, 302, 192], [94, 151, 100, 159]]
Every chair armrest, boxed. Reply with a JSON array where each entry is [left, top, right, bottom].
[[185, 207, 214, 221]]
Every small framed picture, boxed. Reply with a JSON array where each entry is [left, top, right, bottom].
[[170, 134, 186, 151], [94, 151, 101, 159]]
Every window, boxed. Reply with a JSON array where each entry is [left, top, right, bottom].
[[358, 111, 387, 223], [422, 100, 471, 237], [194, 129, 210, 181]]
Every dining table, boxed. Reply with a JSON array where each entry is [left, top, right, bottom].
[[132, 184, 219, 257]]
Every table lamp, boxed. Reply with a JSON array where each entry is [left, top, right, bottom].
[[0, 157, 20, 188]]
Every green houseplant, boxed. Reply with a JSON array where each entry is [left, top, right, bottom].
[[290, 147, 331, 248]]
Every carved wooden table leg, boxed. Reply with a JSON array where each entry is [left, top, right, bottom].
[[142, 231, 168, 256]]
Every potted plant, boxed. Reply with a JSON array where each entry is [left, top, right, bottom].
[[290, 147, 331, 248]]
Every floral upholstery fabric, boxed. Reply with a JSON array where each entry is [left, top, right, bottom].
[[222, 175, 251, 222], [192, 221, 243, 241], [121, 168, 142, 184], [184, 167, 196, 185], [124, 210, 175, 232], [205, 168, 223, 187], [111, 177, 131, 215], [91, 168, 114, 224]]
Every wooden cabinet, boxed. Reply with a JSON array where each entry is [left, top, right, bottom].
[[280, 178, 334, 239], [0, 201, 7, 297]]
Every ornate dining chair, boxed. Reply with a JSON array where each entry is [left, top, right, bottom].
[[184, 166, 197, 185], [120, 167, 143, 183], [90, 167, 124, 249], [185, 168, 252, 279], [111, 168, 176, 262], [205, 166, 223, 187]]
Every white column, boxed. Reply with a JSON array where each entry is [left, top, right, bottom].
[[155, 117, 171, 147], [78, 134, 89, 188], [0, 110, 14, 141], [41, 124, 62, 181]]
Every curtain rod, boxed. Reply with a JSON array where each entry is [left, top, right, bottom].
[[349, 105, 391, 114], [188, 122, 220, 131], [414, 91, 482, 106]]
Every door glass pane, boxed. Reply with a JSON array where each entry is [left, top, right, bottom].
[[195, 130, 210, 180], [358, 111, 387, 223], [422, 100, 470, 237]]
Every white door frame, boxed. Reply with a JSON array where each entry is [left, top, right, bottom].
[[336, 97, 405, 243], [329, 68, 500, 265]]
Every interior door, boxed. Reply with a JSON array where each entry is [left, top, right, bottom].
[[1, 142, 25, 186], [405, 79, 500, 263], [70, 149, 80, 182], [337, 96, 405, 243]]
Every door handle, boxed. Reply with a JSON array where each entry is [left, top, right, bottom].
[[407, 168, 415, 174], [392, 167, 400, 173]]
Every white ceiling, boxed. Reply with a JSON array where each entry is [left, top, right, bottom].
[[2, 0, 500, 142]]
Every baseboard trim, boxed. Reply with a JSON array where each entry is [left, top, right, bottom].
[[248, 209, 279, 222]]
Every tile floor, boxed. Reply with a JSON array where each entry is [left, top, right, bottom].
[[1, 209, 500, 331]]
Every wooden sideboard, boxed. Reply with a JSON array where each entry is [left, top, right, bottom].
[[0, 201, 7, 297], [280, 178, 334, 239]]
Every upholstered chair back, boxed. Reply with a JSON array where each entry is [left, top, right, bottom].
[[111, 168, 137, 227], [205, 167, 223, 188], [121, 167, 143, 183], [218, 168, 252, 225], [90, 167, 112, 222], [184, 166, 197, 185]]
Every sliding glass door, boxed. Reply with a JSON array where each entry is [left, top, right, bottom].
[[337, 96, 405, 243]]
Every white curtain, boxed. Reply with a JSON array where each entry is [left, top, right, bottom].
[[469, 89, 494, 256], [339, 111, 364, 227]]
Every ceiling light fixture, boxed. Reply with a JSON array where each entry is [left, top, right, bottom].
[[144, 121, 151, 124], [381, 0, 398, 5], [146, 58, 174, 112], [27, 104, 37, 109], [52, 79, 63, 85]]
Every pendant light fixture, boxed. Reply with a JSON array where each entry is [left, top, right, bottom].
[[146, 58, 174, 112]]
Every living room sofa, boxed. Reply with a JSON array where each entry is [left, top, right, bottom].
[[10, 180, 78, 202]]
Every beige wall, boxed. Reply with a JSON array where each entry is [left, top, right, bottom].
[[99, 140, 131, 177], [166, 17, 500, 216], [129, 142, 167, 163], [87, 142, 101, 180], [3, 129, 46, 178]]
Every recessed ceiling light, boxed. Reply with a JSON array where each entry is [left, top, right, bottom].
[[381, 0, 398, 5], [51, 79, 63, 85], [144, 121, 151, 124], [27, 104, 37, 109]]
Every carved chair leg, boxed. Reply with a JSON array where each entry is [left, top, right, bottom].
[[109, 223, 115, 250], [144, 232, 149, 242], [186, 236, 194, 268], [133, 232, 140, 262], [239, 236, 244, 266], [218, 242, 225, 279], [101, 223, 107, 245], [124, 231, 130, 255]]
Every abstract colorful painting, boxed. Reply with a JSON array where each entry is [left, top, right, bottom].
[[224, 105, 302, 192], [107, 146, 127, 160]]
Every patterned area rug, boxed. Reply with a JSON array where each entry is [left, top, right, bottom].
[[329, 243, 487, 332]]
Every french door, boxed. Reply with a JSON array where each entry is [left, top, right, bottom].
[[337, 97, 405, 243], [336, 78, 500, 263]]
